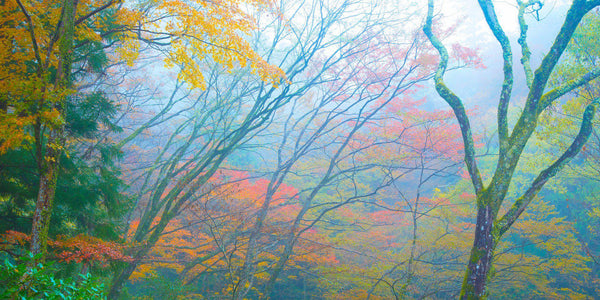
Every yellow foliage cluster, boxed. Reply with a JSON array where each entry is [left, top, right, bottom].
[[1, 0, 286, 153], [0, 0, 129, 152], [151, 0, 286, 89]]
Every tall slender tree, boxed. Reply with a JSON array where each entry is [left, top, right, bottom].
[[423, 0, 600, 298]]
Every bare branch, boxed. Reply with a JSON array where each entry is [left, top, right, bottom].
[[75, 0, 119, 26], [423, 0, 484, 195], [15, 0, 43, 77]]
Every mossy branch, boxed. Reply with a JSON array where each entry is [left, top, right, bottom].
[[522, 0, 591, 116], [539, 67, 600, 113], [57, 0, 78, 89], [478, 0, 513, 156], [504, 0, 595, 178], [423, 0, 484, 195], [587, 0, 600, 8], [497, 100, 598, 236], [517, 0, 541, 89]]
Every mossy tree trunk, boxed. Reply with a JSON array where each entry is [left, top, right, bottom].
[[19, 0, 79, 261], [423, 0, 600, 298], [462, 204, 496, 298]]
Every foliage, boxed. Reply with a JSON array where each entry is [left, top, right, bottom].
[[2, 0, 600, 298], [127, 271, 196, 300], [0, 89, 127, 242], [424, 0, 600, 297], [1, 231, 132, 266], [0, 253, 106, 299], [125, 170, 305, 296], [490, 200, 592, 299], [537, 8, 600, 297]]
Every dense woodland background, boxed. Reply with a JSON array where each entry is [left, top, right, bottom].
[[1, 0, 599, 299]]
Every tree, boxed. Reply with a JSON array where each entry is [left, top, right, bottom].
[[423, 0, 600, 298], [240, 11, 447, 298], [0, 4, 139, 295], [537, 9, 600, 296], [1, 0, 133, 262], [1, 0, 285, 265], [103, 0, 309, 294], [108, 0, 450, 297]]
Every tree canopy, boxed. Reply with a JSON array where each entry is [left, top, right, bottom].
[[1, 0, 599, 299]]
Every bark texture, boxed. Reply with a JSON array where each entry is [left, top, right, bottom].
[[29, 0, 78, 260], [423, 0, 600, 298]]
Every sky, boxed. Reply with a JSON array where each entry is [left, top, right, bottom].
[[425, 0, 573, 111]]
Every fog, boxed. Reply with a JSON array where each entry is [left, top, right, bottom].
[[1, 0, 598, 299]]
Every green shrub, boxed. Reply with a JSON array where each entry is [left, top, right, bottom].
[[0, 253, 106, 299]]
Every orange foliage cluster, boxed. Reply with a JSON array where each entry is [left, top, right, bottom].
[[204, 170, 301, 218], [51, 235, 133, 264], [126, 170, 349, 286], [0, 230, 132, 265]]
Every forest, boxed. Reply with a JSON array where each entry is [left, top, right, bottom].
[[0, 0, 599, 299]]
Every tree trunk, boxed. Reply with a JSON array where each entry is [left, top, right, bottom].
[[29, 0, 77, 260], [30, 141, 61, 259], [109, 210, 173, 299], [262, 232, 295, 299], [108, 261, 138, 300], [460, 204, 497, 299]]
